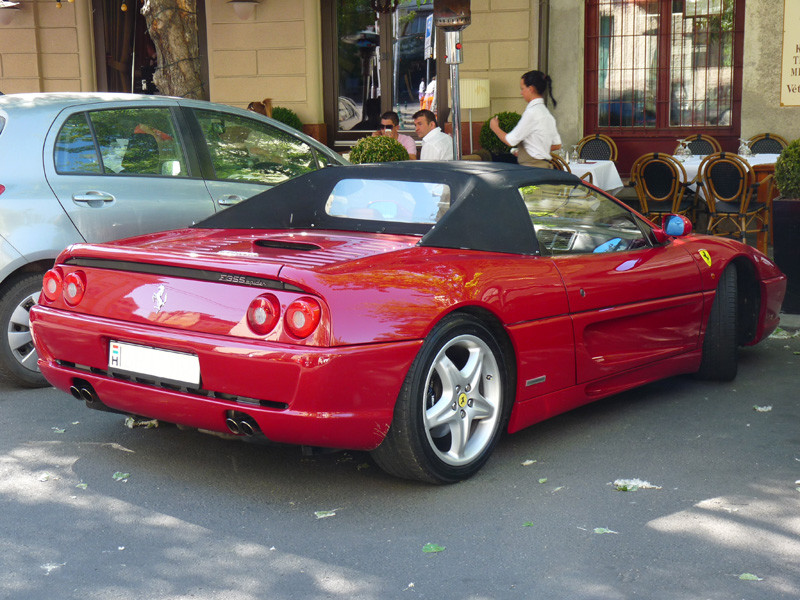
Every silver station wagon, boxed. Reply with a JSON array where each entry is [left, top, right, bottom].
[[0, 92, 346, 387]]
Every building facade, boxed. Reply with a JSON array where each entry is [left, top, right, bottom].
[[1, 0, 798, 173]]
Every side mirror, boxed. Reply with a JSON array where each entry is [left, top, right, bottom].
[[663, 214, 693, 237]]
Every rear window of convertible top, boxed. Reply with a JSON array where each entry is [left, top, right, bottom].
[[324, 179, 451, 224]]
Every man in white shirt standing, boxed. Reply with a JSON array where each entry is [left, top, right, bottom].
[[413, 110, 454, 161]]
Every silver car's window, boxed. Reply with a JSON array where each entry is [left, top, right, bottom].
[[325, 179, 450, 224], [193, 109, 317, 184], [88, 108, 188, 177], [54, 113, 102, 174], [519, 183, 650, 255]]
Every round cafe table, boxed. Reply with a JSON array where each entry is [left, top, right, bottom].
[[567, 159, 624, 192]]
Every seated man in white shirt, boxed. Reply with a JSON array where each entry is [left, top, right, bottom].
[[413, 110, 454, 161]]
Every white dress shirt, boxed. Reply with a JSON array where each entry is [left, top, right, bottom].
[[420, 127, 454, 161], [505, 98, 562, 160]]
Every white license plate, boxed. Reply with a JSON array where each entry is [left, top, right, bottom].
[[109, 340, 200, 387]]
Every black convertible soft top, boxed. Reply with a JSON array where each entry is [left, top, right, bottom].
[[194, 161, 583, 255]]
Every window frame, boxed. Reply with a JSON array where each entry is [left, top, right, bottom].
[[584, 0, 745, 173]]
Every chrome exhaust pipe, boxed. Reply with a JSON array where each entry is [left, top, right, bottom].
[[80, 387, 97, 403], [69, 386, 82, 400], [225, 418, 242, 435], [239, 419, 257, 436]]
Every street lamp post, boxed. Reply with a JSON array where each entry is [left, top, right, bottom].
[[433, 0, 471, 160]]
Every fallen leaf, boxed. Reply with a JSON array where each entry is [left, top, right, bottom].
[[613, 478, 662, 491], [753, 405, 772, 412], [422, 543, 445, 553], [523, 522, 535, 527], [112, 472, 130, 482], [51, 427, 65, 434], [75, 483, 88, 490], [124, 417, 159, 429], [521, 459, 537, 466], [738, 573, 763, 581], [538, 478, 548, 484], [314, 509, 338, 519], [593, 527, 618, 534]]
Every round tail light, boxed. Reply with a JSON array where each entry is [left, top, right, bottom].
[[284, 297, 321, 338], [246, 294, 281, 335], [42, 269, 63, 303], [63, 271, 86, 306]]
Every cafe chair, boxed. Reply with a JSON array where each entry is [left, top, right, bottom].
[[675, 133, 721, 156], [698, 152, 771, 252], [576, 133, 618, 162], [549, 153, 593, 184], [747, 133, 788, 154], [629, 153, 696, 225]]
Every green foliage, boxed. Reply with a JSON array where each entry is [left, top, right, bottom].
[[479, 111, 521, 155], [774, 138, 800, 198], [270, 106, 303, 131], [348, 135, 410, 164]]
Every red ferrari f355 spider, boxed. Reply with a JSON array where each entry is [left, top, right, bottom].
[[30, 162, 786, 483]]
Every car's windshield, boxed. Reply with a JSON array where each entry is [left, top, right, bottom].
[[324, 178, 450, 224]]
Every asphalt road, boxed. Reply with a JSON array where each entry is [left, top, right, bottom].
[[1, 330, 799, 600]]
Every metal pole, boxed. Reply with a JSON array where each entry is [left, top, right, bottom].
[[445, 30, 463, 160]]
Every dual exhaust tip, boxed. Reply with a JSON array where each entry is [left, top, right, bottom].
[[225, 411, 261, 437], [69, 383, 98, 403]]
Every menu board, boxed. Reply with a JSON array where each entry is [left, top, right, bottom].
[[782, 0, 800, 106]]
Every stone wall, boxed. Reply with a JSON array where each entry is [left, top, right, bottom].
[[204, 0, 323, 127], [0, 0, 94, 93]]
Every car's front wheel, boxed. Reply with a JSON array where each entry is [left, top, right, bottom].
[[371, 314, 511, 484], [0, 272, 48, 388], [697, 263, 738, 381]]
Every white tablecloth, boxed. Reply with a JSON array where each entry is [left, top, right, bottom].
[[678, 153, 780, 184], [569, 160, 624, 191]]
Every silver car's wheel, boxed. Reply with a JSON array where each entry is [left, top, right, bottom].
[[0, 273, 48, 388], [423, 334, 502, 466], [371, 314, 512, 483]]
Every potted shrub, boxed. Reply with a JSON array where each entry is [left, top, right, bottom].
[[772, 138, 800, 313], [270, 106, 304, 131], [478, 111, 521, 163], [348, 135, 409, 164]]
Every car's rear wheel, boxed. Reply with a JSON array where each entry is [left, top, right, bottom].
[[371, 314, 511, 484], [0, 272, 48, 388], [697, 263, 738, 381]]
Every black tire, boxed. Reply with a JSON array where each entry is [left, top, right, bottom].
[[371, 314, 512, 484], [697, 264, 738, 381], [0, 272, 49, 388]]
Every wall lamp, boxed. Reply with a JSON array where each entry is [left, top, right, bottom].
[[228, 0, 259, 20], [0, 0, 20, 26]]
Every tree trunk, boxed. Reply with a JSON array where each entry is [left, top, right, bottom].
[[141, 0, 204, 99]]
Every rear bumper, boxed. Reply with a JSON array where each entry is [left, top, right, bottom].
[[31, 305, 422, 450]]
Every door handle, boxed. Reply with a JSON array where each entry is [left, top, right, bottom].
[[218, 194, 244, 206], [72, 191, 115, 204]]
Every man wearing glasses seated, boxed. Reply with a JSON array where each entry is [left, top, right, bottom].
[[372, 111, 418, 160]]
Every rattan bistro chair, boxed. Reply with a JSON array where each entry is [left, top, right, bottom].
[[576, 133, 618, 162], [698, 152, 771, 252], [674, 133, 721, 156], [748, 133, 788, 154], [629, 153, 696, 225]]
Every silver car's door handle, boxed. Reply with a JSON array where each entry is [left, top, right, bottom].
[[72, 191, 115, 204], [217, 194, 245, 206]]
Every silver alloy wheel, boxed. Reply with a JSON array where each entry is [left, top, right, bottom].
[[422, 333, 502, 466], [7, 289, 40, 373]]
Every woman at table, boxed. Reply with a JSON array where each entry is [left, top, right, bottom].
[[489, 70, 562, 169]]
